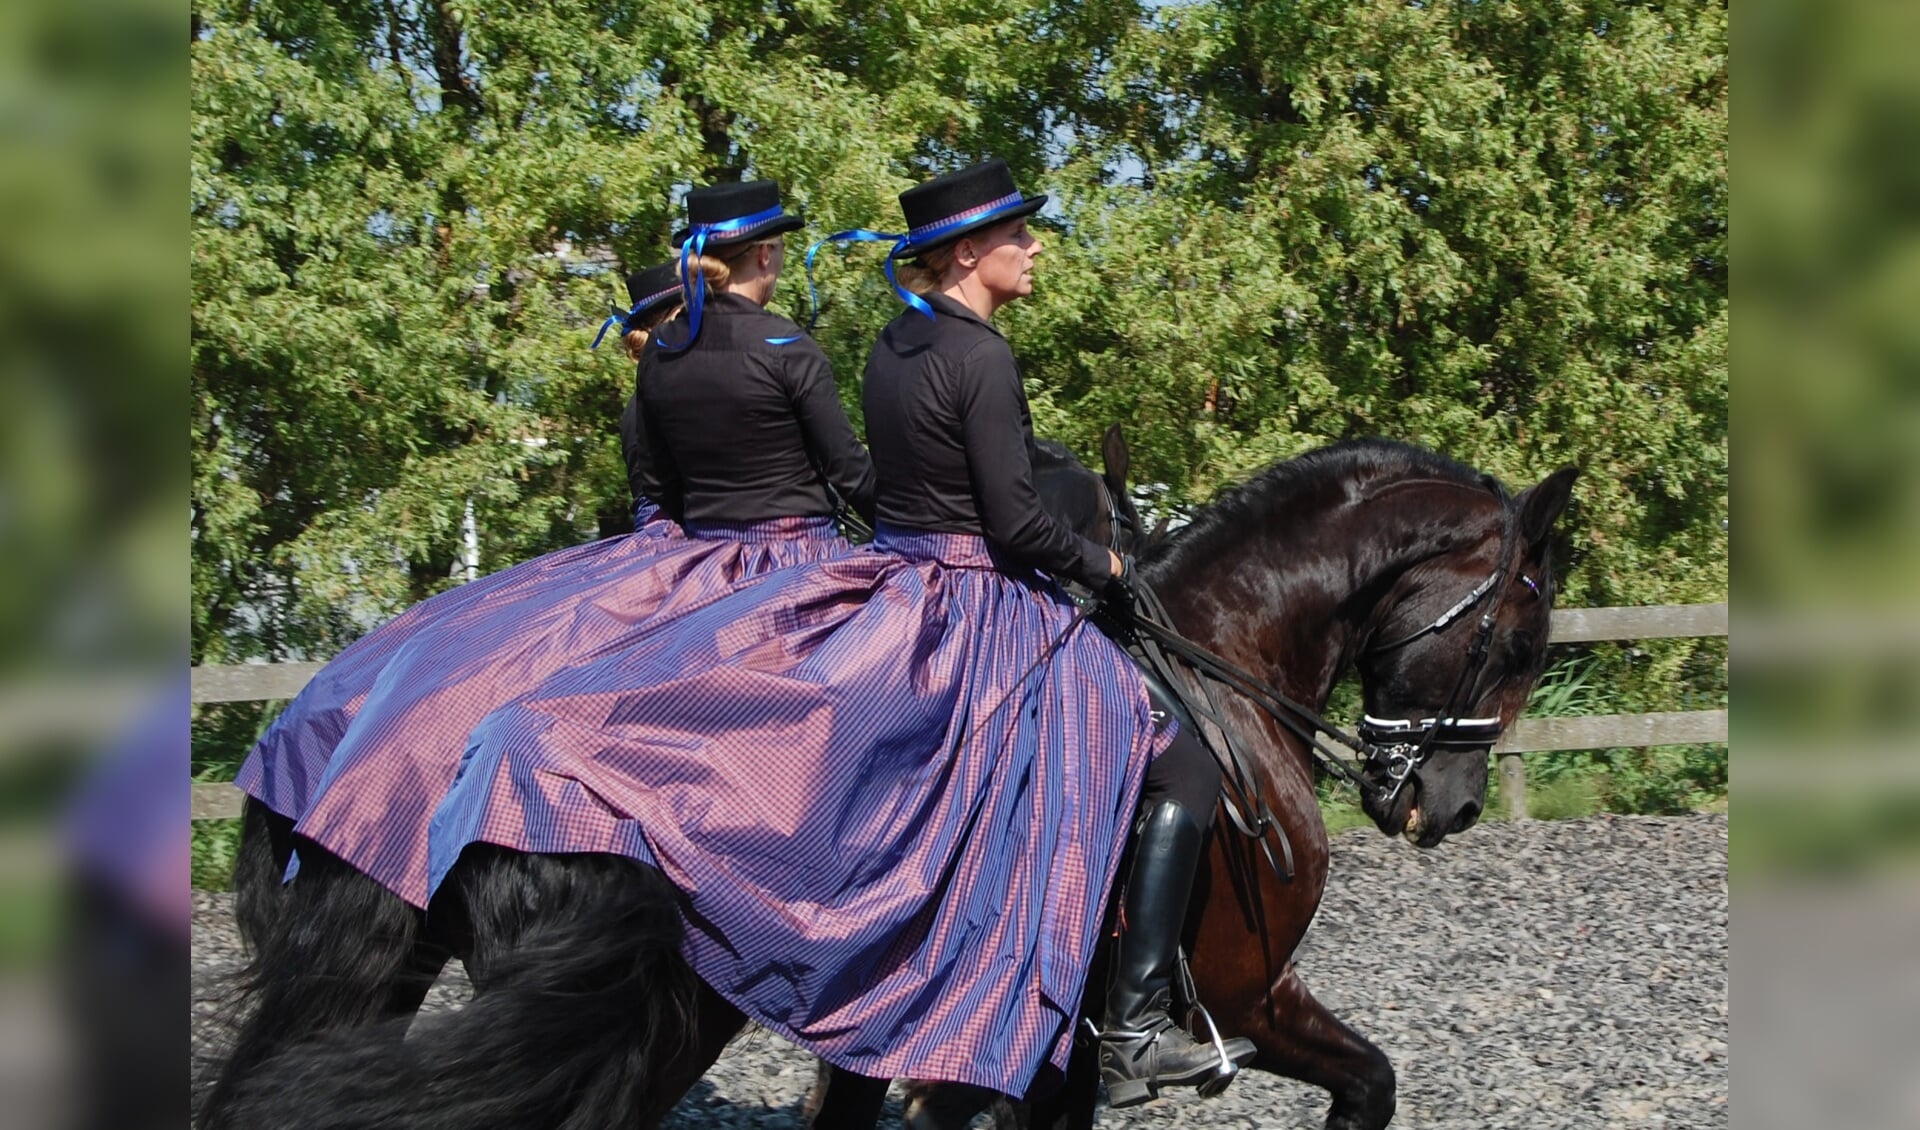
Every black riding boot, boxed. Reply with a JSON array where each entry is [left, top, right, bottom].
[[1098, 800, 1256, 1107]]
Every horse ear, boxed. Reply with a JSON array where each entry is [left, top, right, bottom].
[[1517, 466, 1579, 549], [1101, 424, 1130, 494]]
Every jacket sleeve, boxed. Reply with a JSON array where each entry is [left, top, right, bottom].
[[954, 339, 1112, 586], [786, 341, 877, 523], [634, 356, 686, 523], [618, 386, 651, 512]]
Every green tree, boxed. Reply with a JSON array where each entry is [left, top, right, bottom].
[[193, 0, 1726, 742]]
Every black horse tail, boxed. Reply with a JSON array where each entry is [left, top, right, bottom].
[[196, 837, 442, 1128], [203, 847, 698, 1130], [229, 796, 297, 956]]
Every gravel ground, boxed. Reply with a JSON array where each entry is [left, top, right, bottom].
[[192, 813, 1726, 1129]]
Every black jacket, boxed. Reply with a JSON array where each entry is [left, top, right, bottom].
[[618, 388, 652, 512], [862, 292, 1110, 587], [627, 292, 875, 526]]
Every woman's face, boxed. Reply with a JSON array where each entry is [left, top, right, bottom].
[[964, 217, 1041, 305]]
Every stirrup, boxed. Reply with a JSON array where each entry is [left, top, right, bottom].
[[1175, 946, 1241, 1098]]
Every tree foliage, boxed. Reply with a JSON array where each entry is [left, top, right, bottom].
[[191, 0, 1727, 708]]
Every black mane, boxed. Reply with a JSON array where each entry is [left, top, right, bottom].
[[1030, 437, 1077, 468], [1143, 439, 1496, 578]]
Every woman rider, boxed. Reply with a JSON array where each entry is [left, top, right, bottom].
[[875, 161, 1256, 1105], [268, 180, 877, 911], [426, 161, 1253, 1103]]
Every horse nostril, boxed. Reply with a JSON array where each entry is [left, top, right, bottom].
[[1451, 800, 1483, 833]]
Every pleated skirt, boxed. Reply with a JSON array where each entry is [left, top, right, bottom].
[[281, 516, 848, 906], [427, 525, 1171, 1095]]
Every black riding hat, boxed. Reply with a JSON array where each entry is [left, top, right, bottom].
[[621, 261, 683, 328], [890, 159, 1047, 261], [670, 179, 806, 250]]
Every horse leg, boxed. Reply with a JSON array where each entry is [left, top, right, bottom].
[[196, 840, 445, 1129], [901, 1080, 999, 1130], [635, 979, 746, 1126], [809, 1065, 893, 1129], [1020, 1030, 1099, 1130], [1243, 964, 1395, 1130]]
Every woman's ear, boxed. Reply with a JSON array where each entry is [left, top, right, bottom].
[[952, 236, 979, 269]]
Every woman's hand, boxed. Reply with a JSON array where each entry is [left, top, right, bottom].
[[1108, 549, 1125, 577]]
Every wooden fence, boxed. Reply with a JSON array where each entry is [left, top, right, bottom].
[[190, 602, 1727, 822]]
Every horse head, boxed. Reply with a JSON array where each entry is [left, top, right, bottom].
[[1033, 424, 1146, 554], [1132, 437, 1579, 853], [1347, 465, 1579, 846]]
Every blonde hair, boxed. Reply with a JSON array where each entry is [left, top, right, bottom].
[[682, 236, 781, 292], [894, 243, 959, 296], [621, 304, 679, 361]]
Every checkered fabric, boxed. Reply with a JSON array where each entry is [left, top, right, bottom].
[[235, 516, 683, 823], [282, 517, 847, 907], [427, 525, 1172, 1096]]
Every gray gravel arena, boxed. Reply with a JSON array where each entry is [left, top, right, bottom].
[[192, 813, 1727, 1128]]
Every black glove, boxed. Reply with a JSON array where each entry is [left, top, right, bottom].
[[1101, 554, 1139, 618]]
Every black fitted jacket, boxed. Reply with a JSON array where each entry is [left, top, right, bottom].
[[862, 292, 1110, 587], [626, 292, 875, 526]]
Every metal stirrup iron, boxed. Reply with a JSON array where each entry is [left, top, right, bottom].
[[1176, 946, 1241, 1098]]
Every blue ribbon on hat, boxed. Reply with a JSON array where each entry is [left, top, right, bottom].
[[803, 194, 1034, 327], [591, 303, 634, 350], [804, 229, 925, 328], [591, 283, 685, 350], [658, 203, 789, 353]]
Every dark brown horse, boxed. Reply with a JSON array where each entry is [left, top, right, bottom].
[[200, 438, 1573, 1130]]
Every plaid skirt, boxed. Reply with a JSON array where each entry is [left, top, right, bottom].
[[236, 514, 681, 823], [284, 516, 847, 907], [427, 525, 1171, 1095]]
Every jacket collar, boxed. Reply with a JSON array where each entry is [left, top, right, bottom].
[[921, 291, 1003, 337]]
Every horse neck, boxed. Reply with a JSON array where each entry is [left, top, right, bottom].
[[1145, 481, 1503, 748]]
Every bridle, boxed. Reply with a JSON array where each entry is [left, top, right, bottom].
[[1349, 482, 1526, 804], [1116, 479, 1527, 879], [1094, 473, 1132, 554]]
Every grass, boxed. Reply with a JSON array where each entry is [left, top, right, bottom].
[[1519, 772, 1605, 821], [193, 818, 242, 891]]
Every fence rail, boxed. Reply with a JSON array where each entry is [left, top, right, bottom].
[[189, 602, 1727, 821]]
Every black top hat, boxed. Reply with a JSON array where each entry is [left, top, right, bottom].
[[890, 159, 1047, 261], [670, 179, 806, 249], [621, 261, 684, 328]]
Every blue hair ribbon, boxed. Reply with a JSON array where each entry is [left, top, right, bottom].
[[803, 229, 927, 327], [658, 204, 789, 353], [803, 194, 1034, 326], [591, 302, 634, 350]]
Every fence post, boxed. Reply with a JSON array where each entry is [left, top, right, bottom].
[[1499, 752, 1529, 821]]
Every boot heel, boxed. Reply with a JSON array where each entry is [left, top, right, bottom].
[[1105, 1076, 1154, 1108]]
